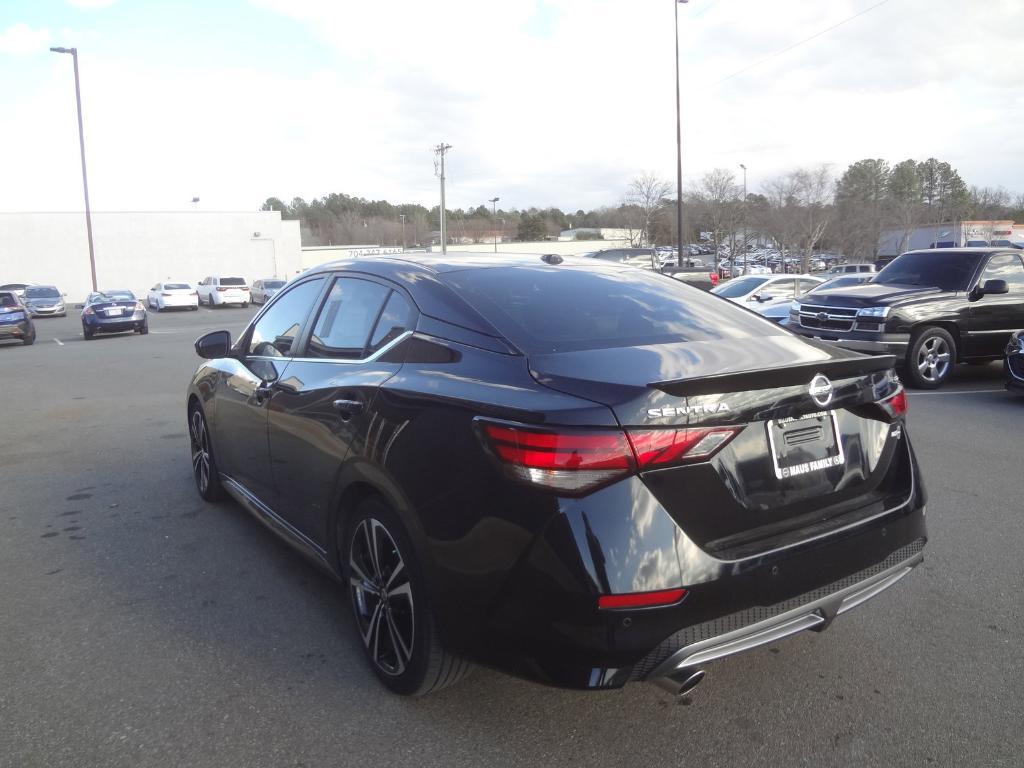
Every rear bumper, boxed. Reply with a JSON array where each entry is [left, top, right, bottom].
[[85, 313, 147, 332], [642, 539, 923, 680], [0, 319, 32, 338]]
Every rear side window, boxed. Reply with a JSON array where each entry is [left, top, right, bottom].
[[306, 278, 390, 359], [441, 266, 779, 354], [221, 277, 246, 286], [248, 278, 324, 357], [165, 283, 189, 290], [367, 291, 416, 355]]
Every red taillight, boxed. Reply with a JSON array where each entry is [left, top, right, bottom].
[[241, 286, 249, 292], [83, 307, 94, 316], [598, 588, 688, 610], [480, 423, 633, 494], [479, 421, 742, 494], [190, 291, 198, 296], [879, 387, 907, 420], [216, 287, 228, 291]]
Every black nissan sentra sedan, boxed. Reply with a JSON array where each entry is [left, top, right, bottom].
[[186, 253, 927, 697]]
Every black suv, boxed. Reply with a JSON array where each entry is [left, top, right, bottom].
[[186, 253, 926, 697], [791, 248, 1024, 388]]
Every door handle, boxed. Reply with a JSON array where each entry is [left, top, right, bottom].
[[332, 399, 363, 417], [254, 383, 276, 403]]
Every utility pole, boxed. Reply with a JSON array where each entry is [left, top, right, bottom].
[[434, 143, 452, 254], [740, 163, 747, 274], [489, 197, 500, 252], [399, 213, 406, 251], [50, 46, 97, 292], [673, 0, 689, 265]]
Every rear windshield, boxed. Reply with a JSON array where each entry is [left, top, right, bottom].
[[165, 283, 190, 290], [220, 277, 246, 286], [100, 291, 135, 301], [713, 277, 769, 298], [441, 266, 778, 354], [264, 280, 285, 289], [875, 252, 982, 292], [25, 286, 60, 298], [0, 293, 17, 307]]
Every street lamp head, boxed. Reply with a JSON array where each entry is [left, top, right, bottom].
[[739, 163, 747, 170], [489, 197, 499, 203], [49, 46, 75, 54]]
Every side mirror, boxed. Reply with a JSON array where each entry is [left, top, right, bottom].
[[195, 330, 231, 359], [981, 279, 1009, 296]]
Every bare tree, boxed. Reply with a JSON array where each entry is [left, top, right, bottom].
[[758, 174, 802, 270], [691, 169, 742, 268], [790, 165, 834, 271], [624, 172, 672, 247]]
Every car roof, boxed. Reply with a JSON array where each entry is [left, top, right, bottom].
[[902, 247, 1017, 256], [309, 251, 632, 276]]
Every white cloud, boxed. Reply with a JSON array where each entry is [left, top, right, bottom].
[[0, 23, 51, 56], [2, 0, 1022, 213]]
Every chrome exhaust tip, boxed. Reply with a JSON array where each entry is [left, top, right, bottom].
[[651, 668, 706, 698]]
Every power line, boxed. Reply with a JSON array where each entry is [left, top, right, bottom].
[[712, 0, 894, 86]]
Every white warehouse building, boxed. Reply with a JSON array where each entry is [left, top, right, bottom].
[[0, 210, 303, 302]]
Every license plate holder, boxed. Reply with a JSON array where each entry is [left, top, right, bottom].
[[106, 307, 123, 316], [766, 410, 844, 480]]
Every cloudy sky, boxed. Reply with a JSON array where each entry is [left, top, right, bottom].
[[1, 0, 1021, 213]]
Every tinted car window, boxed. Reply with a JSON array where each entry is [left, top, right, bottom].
[[265, 280, 285, 289], [714, 277, 769, 298], [165, 283, 190, 290], [220, 277, 246, 286], [248, 277, 324, 357], [980, 254, 1024, 291], [306, 278, 390, 359], [875, 252, 983, 291], [0, 293, 17, 308], [367, 291, 416, 355], [441, 266, 778, 354], [99, 291, 135, 302]]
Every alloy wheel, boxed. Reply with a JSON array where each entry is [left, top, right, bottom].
[[348, 518, 415, 676], [190, 410, 211, 493], [917, 336, 951, 383]]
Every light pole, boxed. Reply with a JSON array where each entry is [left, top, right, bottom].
[[673, 0, 689, 264], [399, 214, 406, 251], [50, 46, 97, 292], [489, 197, 500, 252], [739, 163, 747, 274]]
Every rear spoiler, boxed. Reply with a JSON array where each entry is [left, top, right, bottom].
[[650, 355, 897, 397]]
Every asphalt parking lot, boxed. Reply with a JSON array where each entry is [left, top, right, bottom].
[[1, 307, 1021, 768]]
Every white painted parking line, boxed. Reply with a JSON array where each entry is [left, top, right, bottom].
[[53, 338, 64, 346], [908, 388, 1004, 396]]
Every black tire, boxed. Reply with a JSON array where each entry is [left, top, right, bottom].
[[241, 302, 249, 309], [342, 497, 471, 696], [190, 305, 198, 312], [188, 403, 226, 501], [23, 330, 35, 346], [138, 323, 149, 335], [905, 326, 956, 389], [83, 325, 94, 340]]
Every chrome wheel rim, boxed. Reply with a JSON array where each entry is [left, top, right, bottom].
[[348, 518, 415, 676], [190, 410, 211, 493], [917, 336, 951, 383]]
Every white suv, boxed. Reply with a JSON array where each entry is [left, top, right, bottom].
[[197, 276, 250, 308]]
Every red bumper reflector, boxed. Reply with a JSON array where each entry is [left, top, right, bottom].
[[597, 588, 687, 610]]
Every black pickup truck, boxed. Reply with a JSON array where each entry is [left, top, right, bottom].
[[790, 248, 1024, 388], [585, 248, 719, 290]]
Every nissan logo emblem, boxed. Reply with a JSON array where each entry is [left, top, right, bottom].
[[809, 374, 834, 407]]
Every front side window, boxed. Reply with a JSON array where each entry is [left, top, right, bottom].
[[306, 278, 390, 359], [713, 276, 769, 298], [979, 254, 1024, 291], [875, 252, 983, 292], [248, 277, 324, 357]]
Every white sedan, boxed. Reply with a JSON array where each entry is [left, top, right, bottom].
[[147, 282, 199, 311], [712, 274, 823, 306]]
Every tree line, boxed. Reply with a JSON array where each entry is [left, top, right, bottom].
[[262, 159, 1023, 270]]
